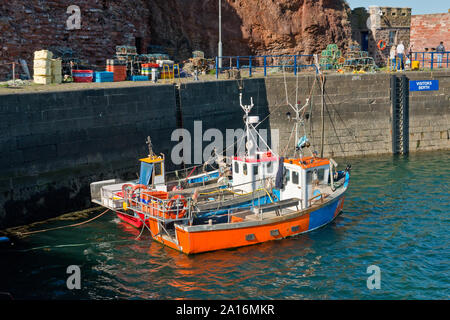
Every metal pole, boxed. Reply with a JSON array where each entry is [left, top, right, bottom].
[[294, 55, 297, 76], [215, 56, 218, 79], [264, 56, 267, 77], [320, 75, 325, 158], [218, 0, 222, 69]]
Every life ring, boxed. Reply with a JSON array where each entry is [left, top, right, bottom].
[[377, 40, 387, 50], [128, 184, 148, 205], [166, 195, 187, 219], [172, 185, 183, 191]]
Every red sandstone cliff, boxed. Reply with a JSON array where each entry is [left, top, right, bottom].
[[0, 0, 351, 79]]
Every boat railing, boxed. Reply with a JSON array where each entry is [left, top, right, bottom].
[[308, 192, 329, 206], [118, 191, 193, 223]]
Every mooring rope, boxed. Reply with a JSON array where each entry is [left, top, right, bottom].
[[15, 209, 110, 236]]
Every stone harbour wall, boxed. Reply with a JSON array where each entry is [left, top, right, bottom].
[[0, 70, 449, 228]]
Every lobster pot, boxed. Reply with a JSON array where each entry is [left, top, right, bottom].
[[157, 59, 174, 67], [106, 59, 126, 66], [72, 70, 93, 83], [192, 50, 204, 59], [33, 75, 52, 85], [115, 45, 137, 55]]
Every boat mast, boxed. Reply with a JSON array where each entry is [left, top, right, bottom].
[[314, 53, 325, 159], [320, 76, 325, 158], [239, 92, 257, 158]]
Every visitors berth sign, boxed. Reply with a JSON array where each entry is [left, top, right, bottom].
[[409, 80, 439, 91]]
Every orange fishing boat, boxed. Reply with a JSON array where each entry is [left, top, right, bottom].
[[91, 84, 351, 254], [93, 55, 352, 253]]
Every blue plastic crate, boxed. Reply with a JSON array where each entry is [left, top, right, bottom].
[[94, 78, 114, 83], [131, 75, 149, 81], [93, 71, 114, 82]]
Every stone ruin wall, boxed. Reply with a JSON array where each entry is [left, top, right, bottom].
[[0, 0, 353, 80]]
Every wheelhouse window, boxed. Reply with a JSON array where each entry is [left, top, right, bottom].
[[292, 171, 299, 185], [243, 163, 247, 176], [254, 165, 258, 176], [234, 162, 239, 174], [318, 168, 325, 183], [154, 162, 162, 176], [306, 171, 312, 184], [285, 168, 290, 182], [388, 31, 397, 45], [267, 161, 273, 174]]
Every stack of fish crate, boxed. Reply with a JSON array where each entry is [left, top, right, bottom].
[[106, 59, 127, 81], [33, 50, 53, 84], [51, 58, 62, 84]]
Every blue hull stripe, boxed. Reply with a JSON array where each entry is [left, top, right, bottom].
[[308, 197, 340, 230]]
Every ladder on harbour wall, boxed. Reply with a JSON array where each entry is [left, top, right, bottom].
[[390, 75, 409, 155]]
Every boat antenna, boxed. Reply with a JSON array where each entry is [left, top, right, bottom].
[[146, 136, 155, 157]]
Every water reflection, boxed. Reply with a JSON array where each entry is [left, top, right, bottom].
[[1, 151, 448, 299]]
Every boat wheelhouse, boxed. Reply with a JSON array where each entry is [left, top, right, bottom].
[[90, 71, 351, 254]]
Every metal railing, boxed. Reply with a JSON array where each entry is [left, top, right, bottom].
[[411, 51, 450, 69], [215, 54, 318, 78], [120, 190, 192, 223]]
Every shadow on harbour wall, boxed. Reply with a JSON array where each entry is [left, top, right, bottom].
[[1, 70, 449, 229]]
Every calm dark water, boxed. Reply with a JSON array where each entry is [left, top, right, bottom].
[[1, 151, 449, 300]]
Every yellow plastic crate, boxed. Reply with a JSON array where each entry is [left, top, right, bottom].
[[34, 66, 52, 76], [34, 50, 53, 60], [34, 75, 52, 85]]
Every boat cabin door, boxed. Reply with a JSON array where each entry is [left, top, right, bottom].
[[304, 166, 329, 207], [138, 155, 166, 190]]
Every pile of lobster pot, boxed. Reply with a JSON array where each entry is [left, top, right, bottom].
[[156, 59, 174, 67], [33, 50, 62, 85]]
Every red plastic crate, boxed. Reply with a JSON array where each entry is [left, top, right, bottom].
[[72, 70, 93, 83]]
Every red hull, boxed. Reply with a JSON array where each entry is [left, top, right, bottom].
[[116, 212, 144, 229]]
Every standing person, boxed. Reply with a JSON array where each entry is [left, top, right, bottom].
[[390, 45, 397, 71], [436, 41, 445, 68], [397, 41, 405, 70], [194, 66, 199, 81]]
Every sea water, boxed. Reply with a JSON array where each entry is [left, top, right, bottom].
[[0, 151, 448, 299]]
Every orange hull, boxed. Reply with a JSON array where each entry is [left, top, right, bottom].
[[174, 214, 311, 254], [146, 195, 345, 254]]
